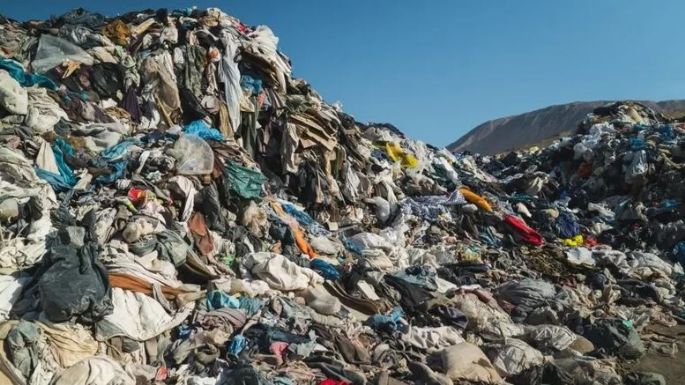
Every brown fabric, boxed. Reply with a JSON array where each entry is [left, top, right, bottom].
[[188, 212, 214, 256], [108, 273, 190, 299], [324, 281, 391, 315], [310, 325, 370, 364], [218, 100, 234, 138], [102, 20, 130, 46]]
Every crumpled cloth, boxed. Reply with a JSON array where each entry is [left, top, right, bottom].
[[49, 356, 135, 385], [95, 288, 194, 341], [241, 252, 323, 291]]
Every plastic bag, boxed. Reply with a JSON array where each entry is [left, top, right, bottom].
[[170, 134, 214, 175], [32, 34, 94, 74]]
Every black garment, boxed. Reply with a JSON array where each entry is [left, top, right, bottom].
[[38, 229, 112, 323], [91, 63, 123, 98], [121, 86, 141, 122], [217, 365, 265, 385], [196, 183, 226, 234], [582, 319, 645, 359], [384, 275, 433, 312], [243, 325, 309, 352]]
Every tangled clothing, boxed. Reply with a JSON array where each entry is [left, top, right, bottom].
[[0, 149, 56, 273], [25, 88, 69, 135], [195, 308, 247, 333], [37, 321, 98, 369], [6, 321, 41, 380], [503, 215, 544, 246], [218, 33, 242, 135], [241, 252, 323, 291], [140, 51, 180, 112], [49, 356, 135, 385], [95, 288, 194, 341]]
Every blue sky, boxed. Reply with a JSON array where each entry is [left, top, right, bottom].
[[3, 1, 685, 146]]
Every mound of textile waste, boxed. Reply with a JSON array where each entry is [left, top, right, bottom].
[[0, 7, 682, 385]]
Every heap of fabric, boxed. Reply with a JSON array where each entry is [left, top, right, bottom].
[[0, 7, 682, 385]]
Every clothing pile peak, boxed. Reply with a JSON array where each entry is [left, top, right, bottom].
[[0, 7, 682, 385]]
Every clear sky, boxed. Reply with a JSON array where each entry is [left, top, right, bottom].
[[3, 1, 685, 146]]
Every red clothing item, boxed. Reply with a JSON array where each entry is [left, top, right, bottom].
[[584, 235, 599, 247], [504, 215, 544, 246], [319, 380, 349, 385]]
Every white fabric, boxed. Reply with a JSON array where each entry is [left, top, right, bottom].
[[525, 324, 577, 351], [218, 32, 242, 134], [489, 338, 544, 377], [441, 342, 503, 384], [242, 252, 323, 291], [565, 247, 596, 266], [36, 141, 60, 174], [0, 148, 57, 271], [0, 275, 30, 321], [401, 326, 464, 352], [452, 293, 525, 339], [0, 69, 28, 115], [24, 88, 69, 134], [49, 356, 135, 385], [95, 288, 194, 341], [168, 176, 197, 222]]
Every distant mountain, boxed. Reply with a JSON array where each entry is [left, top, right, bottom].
[[447, 100, 685, 155]]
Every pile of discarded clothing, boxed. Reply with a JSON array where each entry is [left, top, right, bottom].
[[0, 7, 682, 385]]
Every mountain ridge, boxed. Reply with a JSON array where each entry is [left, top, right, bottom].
[[447, 100, 685, 155]]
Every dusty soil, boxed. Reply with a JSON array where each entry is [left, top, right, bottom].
[[626, 324, 685, 384]]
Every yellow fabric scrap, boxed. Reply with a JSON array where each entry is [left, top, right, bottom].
[[384, 142, 418, 168], [458, 187, 493, 212], [562, 235, 584, 247]]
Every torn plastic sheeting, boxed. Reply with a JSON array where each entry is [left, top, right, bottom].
[[32, 34, 95, 73], [171, 134, 215, 176], [225, 161, 267, 200]]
